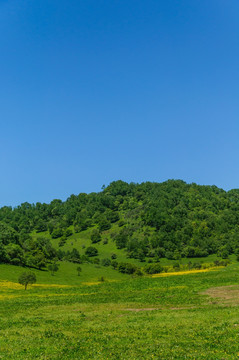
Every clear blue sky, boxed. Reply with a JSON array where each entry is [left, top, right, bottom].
[[0, 0, 238, 206]]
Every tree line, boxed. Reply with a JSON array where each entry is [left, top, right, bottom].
[[1, 179, 239, 268]]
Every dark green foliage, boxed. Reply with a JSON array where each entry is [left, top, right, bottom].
[[90, 229, 101, 243], [5, 244, 24, 266], [134, 268, 143, 276], [118, 262, 138, 274], [118, 219, 125, 227], [18, 271, 36, 290], [98, 216, 111, 231], [67, 248, 81, 263], [214, 259, 230, 266], [26, 251, 46, 269], [85, 246, 98, 257], [101, 258, 111, 266], [0, 222, 19, 245], [111, 260, 118, 269], [51, 228, 63, 239], [64, 228, 73, 237], [35, 220, 47, 233], [144, 263, 163, 274], [2, 179, 239, 268], [59, 236, 67, 247]]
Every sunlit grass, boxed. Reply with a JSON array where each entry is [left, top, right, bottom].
[[1, 262, 239, 358]]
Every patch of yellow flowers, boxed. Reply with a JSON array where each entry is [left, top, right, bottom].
[[0, 280, 70, 290], [152, 267, 223, 278]]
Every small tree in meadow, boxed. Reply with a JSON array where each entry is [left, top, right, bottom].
[[77, 266, 82, 276], [18, 272, 36, 290], [48, 261, 59, 276]]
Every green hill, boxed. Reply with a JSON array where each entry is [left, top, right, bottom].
[[1, 179, 239, 274]]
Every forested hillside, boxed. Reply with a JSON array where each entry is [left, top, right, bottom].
[[1, 180, 239, 269]]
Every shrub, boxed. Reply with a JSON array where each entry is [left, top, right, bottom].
[[93, 258, 100, 264], [51, 228, 63, 239], [91, 229, 102, 244], [111, 260, 118, 269], [85, 246, 98, 257], [144, 263, 163, 274], [118, 219, 125, 227], [134, 268, 143, 276], [101, 258, 111, 266], [59, 236, 67, 247], [64, 228, 73, 237], [192, 262, 202, 270], [118, 262, 138, 274]]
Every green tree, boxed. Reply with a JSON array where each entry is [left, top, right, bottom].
[[48, 261, 59, 275], [85, 246, 98, 257], [76, 266, 82, 276], [98, 216, 111, 231], [18, 272, 36, 290], [90, 229, 101, 244]]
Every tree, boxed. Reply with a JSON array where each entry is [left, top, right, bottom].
[[48, 261, 59, 275], [76, 266, 82, 276], [98, 216, 111, 231], [26, 251, 46, 270], [18, 272, 36, 290], [85, 246, 98, 257], [90, 229, 101, 244]]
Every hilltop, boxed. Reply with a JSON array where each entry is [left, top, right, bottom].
[[0, 179, 239, 273]]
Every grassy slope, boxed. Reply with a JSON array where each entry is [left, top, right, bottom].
[[32, 224, 145, 267], [33, 225, 229, 269], [1, 261, 239, 358]]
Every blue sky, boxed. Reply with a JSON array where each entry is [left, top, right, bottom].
[[0, 0, 238, 206]]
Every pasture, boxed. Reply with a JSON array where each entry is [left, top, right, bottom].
[[1, 262, 239, 359]]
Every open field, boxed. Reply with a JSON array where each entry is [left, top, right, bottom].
[[1, 261, 239, 359]]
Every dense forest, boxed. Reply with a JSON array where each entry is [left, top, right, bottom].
[[1, 180, 239, 270]]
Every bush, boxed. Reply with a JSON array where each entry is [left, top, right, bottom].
[[98, 217, 111, 231], [134, 268, 143, 276], [118, 262, 138, 274], [101, 258, 111, 266], [118, 219, 125, 227], [51, 228, 63, 239], [144, 263, 163, 274], [111, 260, 118, 269], [85, 246, 98, 257], [91, 229, 101, 244], [59, 236, 67, 247], [93, 258, 100, 264], [192, 262, 202, 270], [64, 228, 73, 237]]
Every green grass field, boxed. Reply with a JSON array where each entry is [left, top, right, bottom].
[[1, 260, 239, 359]]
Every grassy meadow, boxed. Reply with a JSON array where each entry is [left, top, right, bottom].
[[1, 260, 239, 359]]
